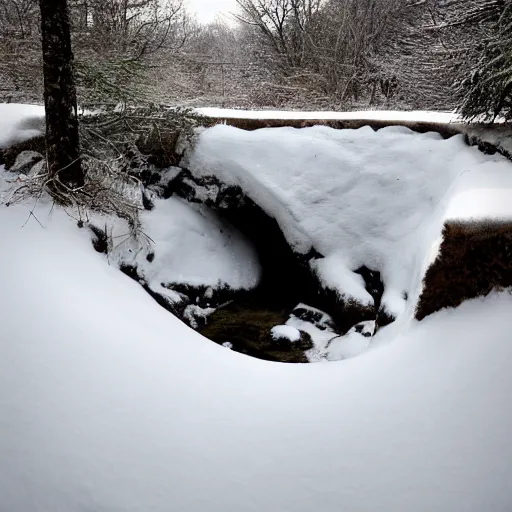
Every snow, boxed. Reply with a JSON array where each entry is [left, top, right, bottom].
[[197, 107, 461, 123], [444, 155, 512, 220], [284, 304, 339, 361], [136, 197, 261, 290], [286, 315, 335, 361], [183, 304, 216, 328], [270, 324, 301, 342], [0, 103, 45, 148], [311, 255, 373, 305], [97, 196, 261, 295], [326, 321, 376, 361], [0, 201, 512, 511], [184, 123, 512, 318], [326, 330, 371, 360], [1, 106, 512, 510]]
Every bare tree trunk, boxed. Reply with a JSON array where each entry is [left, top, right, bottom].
[[39, 0, 84, 189], [369, 80, 377, 105]]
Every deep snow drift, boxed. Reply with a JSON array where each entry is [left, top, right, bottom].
[[0, 202, 512, 512]]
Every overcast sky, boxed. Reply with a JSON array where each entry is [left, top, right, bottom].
[[187, 0, 240, 24]]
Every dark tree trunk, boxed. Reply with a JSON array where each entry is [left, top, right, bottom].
[[39, 0, 84, 189]]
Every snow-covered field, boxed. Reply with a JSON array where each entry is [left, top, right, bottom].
[[1, 202, 512, 512], [1, 104, 512, 511]]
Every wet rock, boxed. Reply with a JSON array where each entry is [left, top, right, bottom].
[[0, 136, 46, 169], [119, 264, 190, 320], [355, 266, 384, 307], [377, 307, 395, 328], [350, 320, 376, 338], [160, 282, 248, 310], [270, 325, 314, 351], [183, 304, 216, 330], [9, 150, 43, 175], [147, 166, 182, 198], [88, 223, 108, 254], [290, 303, 337, 331], [313, 283, 377, 334]]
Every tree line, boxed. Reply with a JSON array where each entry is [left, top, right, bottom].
[[1, 0, 510, 193], [1, 0, 511, 120]]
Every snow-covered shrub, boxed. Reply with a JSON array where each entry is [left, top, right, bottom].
[[450, 2, 512, 122]]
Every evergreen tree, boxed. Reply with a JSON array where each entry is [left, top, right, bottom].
[[443, 0, 512, 121], [39, 0, 84, 189]]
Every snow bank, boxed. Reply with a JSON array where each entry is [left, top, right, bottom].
[[185, 124, 512, 318], [1, 201, 512, 511], [197, 107, 460, 123], [0, 103, 45, 148], [445, 155, 512, 221], [271, 324, 301, 342]]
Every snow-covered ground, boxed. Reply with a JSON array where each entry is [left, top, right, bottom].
[[2, 103, 512, 357], [1, 201, 512, 512], [2, 103, 512, 511], [197, 107, 461, 123], [445, 158, 512, 220]]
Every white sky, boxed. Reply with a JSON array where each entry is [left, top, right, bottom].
[[187, 0, 240, 24]]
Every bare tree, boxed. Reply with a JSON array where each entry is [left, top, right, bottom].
[[72, 0, 189, 106], [235, 0, 322, 69], [0, 0, 41, 102]]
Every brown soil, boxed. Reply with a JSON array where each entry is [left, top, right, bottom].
[[416, 220, 512, 320]]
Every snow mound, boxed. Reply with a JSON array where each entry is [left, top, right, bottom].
[[94, 196, 261, 296], [271, 325, 301, 342], [0, 103, 45, 148], [444, 156, 512, 221], [326, 321, 376, 361], [185, 124, 512, 319]]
